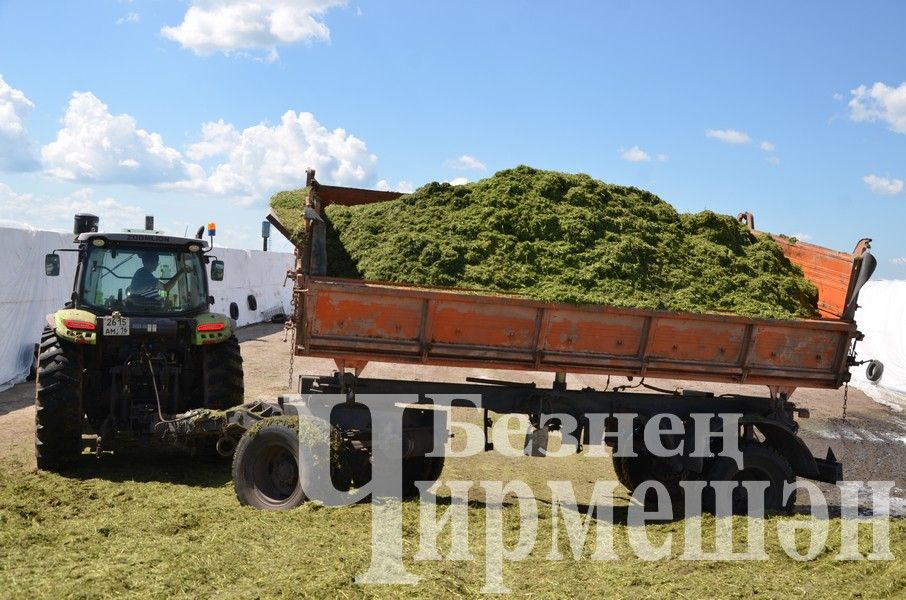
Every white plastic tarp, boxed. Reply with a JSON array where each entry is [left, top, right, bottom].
[[0, 225, 293, 391], [851, 280, 906, 410], [207, 245, 295, 327]]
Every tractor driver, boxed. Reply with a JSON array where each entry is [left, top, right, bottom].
[[129, 251, 191, 299]]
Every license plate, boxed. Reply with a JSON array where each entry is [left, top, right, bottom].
[[103, 316, 130, 336]]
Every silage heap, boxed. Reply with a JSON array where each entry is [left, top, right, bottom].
[[271, 166, 818, 320]]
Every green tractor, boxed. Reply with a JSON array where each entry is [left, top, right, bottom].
[[36, 214, 243, 470]]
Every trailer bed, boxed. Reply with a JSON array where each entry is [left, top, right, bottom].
[[277, 178, 873, 393]]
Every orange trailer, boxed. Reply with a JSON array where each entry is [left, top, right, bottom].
[[233, 171, 878, 511], [272, 178, 875, 400]]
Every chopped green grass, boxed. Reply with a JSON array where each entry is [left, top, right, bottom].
[[271, 166, 818, 320], [1, 446, 903, 599]]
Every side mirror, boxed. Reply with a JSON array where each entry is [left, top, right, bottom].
[[210, 260, 224, 281], [45, 254, 60, 276]]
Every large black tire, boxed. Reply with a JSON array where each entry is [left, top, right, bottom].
[[620, 453, 685, 503], [611, 454, 632, 489], [702, 441, 795, 514], [866, 359, 884, 383], [203, 335, 244, 410], [401, 455, 445, 498], [233, 423, 306, 510], [34, 327, 83, 471]]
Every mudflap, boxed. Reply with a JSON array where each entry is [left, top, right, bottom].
[[814, 447, 843, 484]]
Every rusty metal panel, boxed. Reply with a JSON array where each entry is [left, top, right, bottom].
[[767, 235, 857, 320], [429, 300, 538, 349], [542, 309, 645, 357], [647, 318, 747, 365], [748, 325, 839, 371], [308, 288, 423, 341], [297, 274, 859, 390]]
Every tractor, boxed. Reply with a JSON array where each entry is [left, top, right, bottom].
[[35, 214, 243, 470]]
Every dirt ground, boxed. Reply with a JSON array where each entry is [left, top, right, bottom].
[[3, 322, 905, 510]]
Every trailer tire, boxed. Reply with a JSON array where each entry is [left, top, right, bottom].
[[233, 424, 306, 510], [866, 360, 884, 383], [702, 441, 795, 514], [35, 327, 83, 471], [203, 335, 244, 410], [618, 453, 685, 505], [612, 455, 632, 489], [401, 455, 445, 498]]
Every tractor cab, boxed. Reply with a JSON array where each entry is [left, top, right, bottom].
[[45, 215, 224, 318], [72, 234, 214, 317]]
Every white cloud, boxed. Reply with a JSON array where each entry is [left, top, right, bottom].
[[42, 92, 189, 184], [448, 177, 469, 186], [161, 0, 346, 59], [862, 174, 904, 196], [792, 232, 813, 242], [619, 146, 650, 162], [849, 82, 906, 133], [174, 111, 377, 203], [0, 183, 145, 232], [705, 129, 751, 144], [766, 156, 780, 166], [655, 153, 668, 162], [0, 74, 39, 171], [832, 92, 844, 101], [759, 141, 775, 151], [445, 154, 486, 171], [892, 257, 906, 266], [39, 91, 379, 206], [117, 12, 140, 25], [375, 179, 414, 193]]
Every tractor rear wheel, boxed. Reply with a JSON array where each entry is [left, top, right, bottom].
[[203, 335, 244, 410], [34, 327, 83, 471]]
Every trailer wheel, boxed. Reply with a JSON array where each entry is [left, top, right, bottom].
[[702, 441, 795, 514], [865, 360, 884, 383], [401, 455, 445, 498], [232, 423, 306, 510], [611, 455, 631, 489], [618, 452, 685, 504], [35, 327, 83, 471]]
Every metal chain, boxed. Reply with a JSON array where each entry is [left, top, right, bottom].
[[287, 288, 297, 390], [842, 380, 849, 422]]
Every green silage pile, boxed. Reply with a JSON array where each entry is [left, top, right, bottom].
[[271, 166, 818, 320]]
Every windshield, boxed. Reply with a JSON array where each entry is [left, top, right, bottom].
[[80, 245, 207, 315]]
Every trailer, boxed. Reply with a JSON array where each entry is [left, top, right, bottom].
[[170, 171, 877, 512]]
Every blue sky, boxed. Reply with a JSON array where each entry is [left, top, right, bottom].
[[0, 1, 904, 274]]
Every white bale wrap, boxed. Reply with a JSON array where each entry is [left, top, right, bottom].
[[851, 280, 906, 410]]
